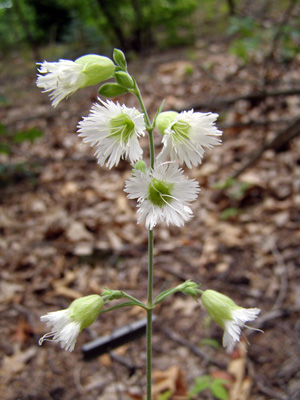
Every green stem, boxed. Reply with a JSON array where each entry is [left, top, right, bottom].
[[146, 229, 154, 400], [132, 81, 155, 169], [133, 80, 156, 399]]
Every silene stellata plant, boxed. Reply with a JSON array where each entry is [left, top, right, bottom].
[[37, 49, 261, 399]]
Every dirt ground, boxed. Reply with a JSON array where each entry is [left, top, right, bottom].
[[0, 43, 300, 400]]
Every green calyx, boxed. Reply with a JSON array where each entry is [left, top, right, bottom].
[[109, 113, 135, 144], [133, 160, 147, 174], [201, 290, 238, 329], [148, 178, 174, 208], [75, 54, 115, 87], [155, 111, 178, 135], [69, 294, 103, 330], [171, 120, 190, 143]]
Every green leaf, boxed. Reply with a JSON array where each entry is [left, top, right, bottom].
[[158, 390, 172, 400], [153, 99, 166, 127], [0, 143, 10, 155], [188, 375, 211, 398], [210, 380, 229, 400], [0, 95, 10, 106], [0, 123, 7, 136], [220, 207, 239, 221], [213, 177, 236, 190], [13, 128, 43, 143], [99, 83, 128, 98], [199, 338, 221, 349]]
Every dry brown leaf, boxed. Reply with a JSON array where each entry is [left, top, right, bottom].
[[227, 342, 252, 400], [66, 221, 93, 242], [152, 365, 187, 399], [1, 347, 37, 382]]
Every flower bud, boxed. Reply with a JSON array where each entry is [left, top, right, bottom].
[[114, 71, 134, 89], [113, 48, 127, 71], [98, 83, 128, 98], [155, 111, 178, 135]]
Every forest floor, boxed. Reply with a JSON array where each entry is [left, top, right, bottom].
[[0, 43, 300, 400]]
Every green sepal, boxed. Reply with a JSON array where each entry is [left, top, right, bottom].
[[75, 54, 115, 86], [114, 71, 134, 89], [99, 83, 128, 98], [113, 48, 127, 71], [132, 160, 147, 174], [201, 290, 238, 329], [69, 294, 103, 330], [155, 111, 178, 135], [102, 289, 123, 300]]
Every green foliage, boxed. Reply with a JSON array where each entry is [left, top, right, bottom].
[[199, 337, 221, 349], [158, 390, 172, 400], [13, 127, 43, 143], [228, 16, 264, 62], [213, 177, 252, 201], [228, 13, 300, 63], [188, 375, 229, 400], [0, 124, 43, 156], [220, 207, 239, 221]]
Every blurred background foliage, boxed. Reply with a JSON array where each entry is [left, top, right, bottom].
[[0, 0, 299, 62]]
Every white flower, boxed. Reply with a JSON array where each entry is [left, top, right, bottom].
[[77, 99, 146, 169], [39, 309, 81, 352], [37, 60, 86, 107], [39, 295, 103, 352], [124, 163, 200, 229], [201, 290, 261, 352], [156, 110, 222, 168], [223, 308, 261, 351], [36, 55, 114, 107]]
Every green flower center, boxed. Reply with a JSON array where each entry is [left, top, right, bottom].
[[171, 120, 190, 143], [109, 113, 135, 144], [148, 178, 174, 208]]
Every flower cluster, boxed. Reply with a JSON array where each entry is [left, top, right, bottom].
[[36, 52, 222, 229]]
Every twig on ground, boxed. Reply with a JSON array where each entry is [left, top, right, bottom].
[[248, 360, 289, 400], [176, 88, 300, 112], [162, 327, 226, 369]]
